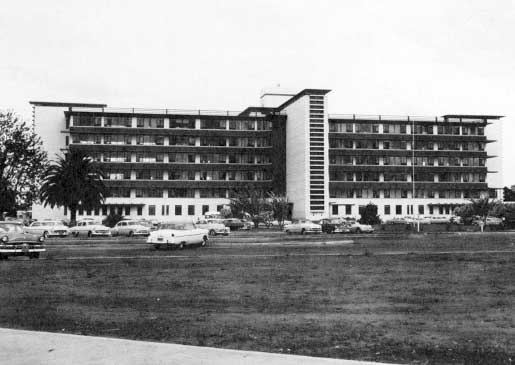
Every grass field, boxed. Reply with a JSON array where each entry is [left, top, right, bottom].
[[0, 233, 514, 364]]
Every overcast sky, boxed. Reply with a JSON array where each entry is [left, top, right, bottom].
[[1, 1, 514, 185]]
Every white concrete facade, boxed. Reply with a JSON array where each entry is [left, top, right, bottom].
[[29, 90, 503, 223]]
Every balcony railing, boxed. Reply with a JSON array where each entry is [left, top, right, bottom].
[[70, 106, 285, 117]]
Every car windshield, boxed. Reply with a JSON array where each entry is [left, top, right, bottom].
[[0, 223, 24, 232], [160, 223, 196, 230]]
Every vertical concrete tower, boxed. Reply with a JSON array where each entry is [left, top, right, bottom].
[[262, 89, 331, 220]]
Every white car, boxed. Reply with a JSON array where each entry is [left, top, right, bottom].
[[196, 219, 230, 236], [147, 223, 209, 249], [111, 220, 151, 237], [283, 219, 322, 235], [25, 220, 69, 238], [347, 222, 375, 233], [70, 221, 112, 237]]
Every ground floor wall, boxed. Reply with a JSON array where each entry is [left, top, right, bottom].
[[32, 198, 231, 223], [328, 198, 469, 220]]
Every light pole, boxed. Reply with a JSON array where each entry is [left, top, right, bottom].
[[410, 117, 420, 232]]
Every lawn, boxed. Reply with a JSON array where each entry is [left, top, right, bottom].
[[0, 235, 514, 364]]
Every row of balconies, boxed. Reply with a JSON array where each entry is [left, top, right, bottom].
[[68, 115, 274, 131]]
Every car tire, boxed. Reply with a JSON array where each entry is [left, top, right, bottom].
[[178, 242, 185, 250], [286, 230, 291, 235], [29, 252, 40, 259], [356, 228, 361, 234], [209, 229, 216, 237], [128, 231, 134, 237], [201, 236, 208, 247], [301, 229, 306, 235], [87, 231, 92, 238], [154, 244, 161, 250], [43, 231, 49, 239]]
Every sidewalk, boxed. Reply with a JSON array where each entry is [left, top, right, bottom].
[[0, 328, 396, 365]]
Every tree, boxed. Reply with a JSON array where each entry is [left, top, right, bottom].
[[219, 207, 232, 218], [453, 204, 476, 225], [503, 187, 515, 202], [229, 188, 267, 229], [454, 198, 505, 229], [267, 192, 290, 229], [0, 111, 47, 215], [358, 203, 381, 225], [103, 212, 125, 228], [40, 150, 107, 226]]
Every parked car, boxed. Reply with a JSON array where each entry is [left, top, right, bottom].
[[472, 216, 503, 226], [0, 221, 45, 260], [283, 220, 322, 235], [223, 218, 245, 231], [427, 216, 452, 224], [196, 219, 230, 236], [347, 222, 374, 233], [315, 218, 347, 233], [111, 220, 151, 237], [25, 220, 69, 238], [385, 217, 409, 225], [70, 220, 112, 237], [147, 222, 209, 249]]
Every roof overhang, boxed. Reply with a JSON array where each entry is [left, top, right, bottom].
[[29, 101, 107, 108]]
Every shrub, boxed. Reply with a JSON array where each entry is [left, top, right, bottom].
[[358, 203, 381, 225]]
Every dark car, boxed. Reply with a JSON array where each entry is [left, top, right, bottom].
[[223, 218, 245, 231], [316, 218, 349, 233], [0, 221, 46, 260]]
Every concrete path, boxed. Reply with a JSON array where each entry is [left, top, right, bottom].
[[0, 328, 396, 365]]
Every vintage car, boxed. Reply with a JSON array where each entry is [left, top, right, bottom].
[[472, 216, 503, 226], [347, 221, 375, 233], [222, 218, 246, 231], [69, 220, 112, 237], [283, 220, 322, 235], [196, 219, 230, 236], [25, 220, 69, 238], [111, 220, 151, 237], [0, 221, 46, 259], [315, 218, 351, 233], [147, 222, 209, 249]]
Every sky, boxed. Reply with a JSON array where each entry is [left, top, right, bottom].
[[1, 0, 514, 185]]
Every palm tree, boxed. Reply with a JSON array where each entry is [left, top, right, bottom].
[[40, 150, 107, 226]]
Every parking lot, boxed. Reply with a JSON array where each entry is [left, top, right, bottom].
[[1, 231, 514, 364]]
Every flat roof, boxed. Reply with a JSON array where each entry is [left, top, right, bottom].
[[442, 114, 504, 119], [29, 101, 107, 108], [277, 89, 331, 111]]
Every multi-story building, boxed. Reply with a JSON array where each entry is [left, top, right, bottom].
[[30, 88, 503, 221]]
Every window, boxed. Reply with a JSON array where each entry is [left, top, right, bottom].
[[170, 119, 195, 129], [137, 206, 142, 216], [137, 117, 164, 128], [175, 205, 182, 216], [169, 153, 195, 163], [332, 205, 338, 215], [105, 116, 131, 127], [148, 205, 156, 216], [161, 205, 169, 215], [201, 119, 226, 129], [395, 205, 402, 215], [202, 205, 209, 215], [188, 205, 195, 216], [124, 206, 130, 215], [345, 205, 352, 215], [384, 205, 391, 215]]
